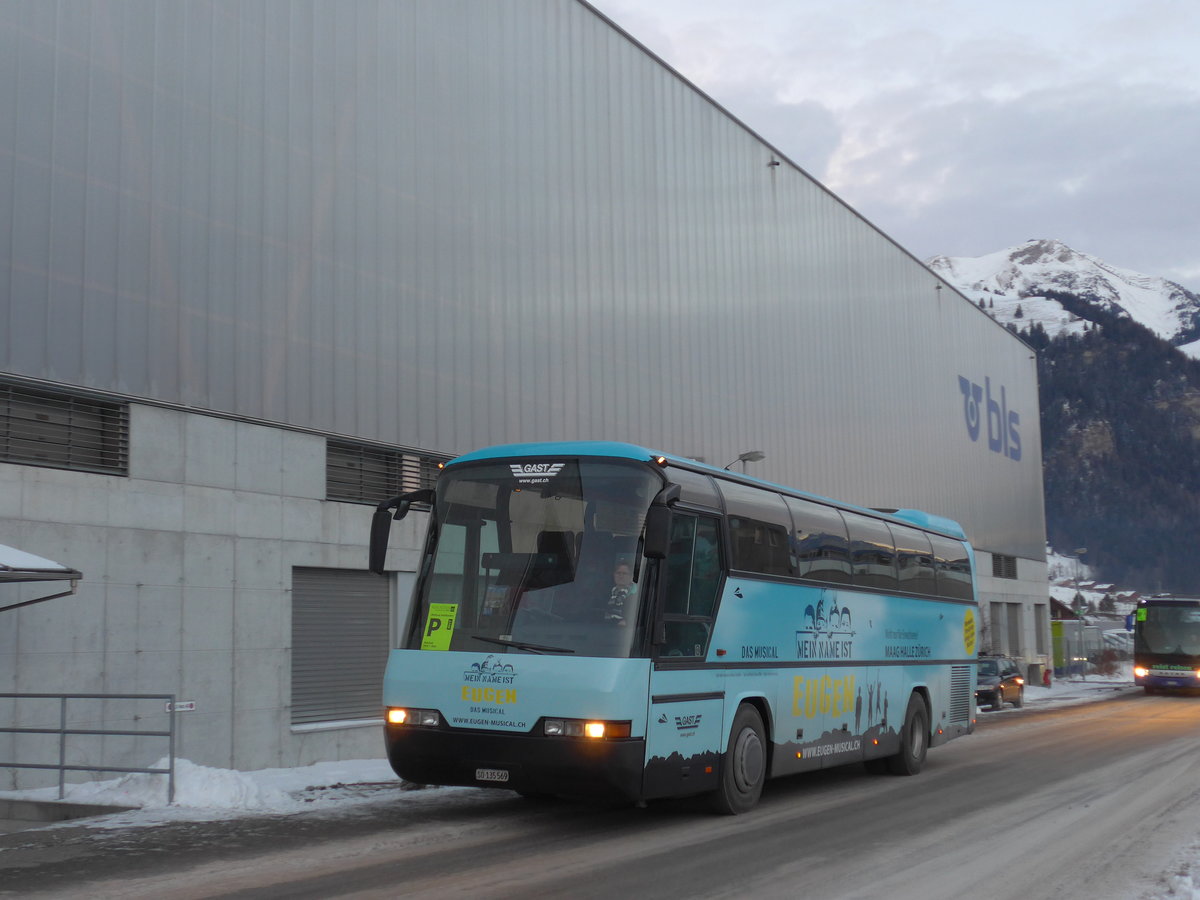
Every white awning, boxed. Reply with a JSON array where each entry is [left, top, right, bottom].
[[0, 544, 82, 612]]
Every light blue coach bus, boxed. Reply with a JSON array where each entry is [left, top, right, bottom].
[[369, 442, 978, 813]]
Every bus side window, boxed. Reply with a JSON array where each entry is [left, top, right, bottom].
[[889, 523, 937, 596], [929, 534, 974, 601], [842, 511, 898, 592], [785, 497, 851, 584], [661, 514, 722, 657], [719, 481, 792, 577]]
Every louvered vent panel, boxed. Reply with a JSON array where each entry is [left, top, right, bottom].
[[291, 568, 391, 725], [326, 440, 445, 505], [949, 665, 972, 722], [0, 382, 128, 475]]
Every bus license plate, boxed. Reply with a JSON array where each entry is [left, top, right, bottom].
[[476, 767, 509, 783]]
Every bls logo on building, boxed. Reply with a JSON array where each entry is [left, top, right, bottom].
[[958, 375, 1021, 461]]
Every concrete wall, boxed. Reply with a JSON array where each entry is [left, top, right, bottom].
[[0, 404, 424, 784], [976, 553, 1052, 673]]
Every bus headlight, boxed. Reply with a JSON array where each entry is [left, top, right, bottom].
[[543, 718, 632, 739], [387, 707, 440, 727], [1134, 667, 1149, 678]]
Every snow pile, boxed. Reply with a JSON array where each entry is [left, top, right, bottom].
[[0, 757, 404, 822], [64, 758, 302, 812], [1161, 869, 1200, 900]]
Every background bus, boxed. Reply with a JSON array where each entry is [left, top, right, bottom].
[[369, 441, 979, 813], [1133, 596, 1200, 693]]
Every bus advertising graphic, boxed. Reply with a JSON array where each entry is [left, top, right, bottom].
[[369, 441, 979, 813]]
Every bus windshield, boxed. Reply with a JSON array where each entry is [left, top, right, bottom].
[[406, 458, 663, 658], [1137, 603, 1200, 656]]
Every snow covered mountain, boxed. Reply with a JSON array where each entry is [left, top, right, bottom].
[[928, 239, 1200, 358]]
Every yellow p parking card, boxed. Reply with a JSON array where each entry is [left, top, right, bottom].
[[421, 603, 458, 651]]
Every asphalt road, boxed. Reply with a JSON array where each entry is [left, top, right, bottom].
[[4, 692, 1200, 900]]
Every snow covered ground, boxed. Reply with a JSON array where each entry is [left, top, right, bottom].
[[2, 674, 1197, 899]]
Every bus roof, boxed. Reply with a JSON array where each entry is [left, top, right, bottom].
[[447, 441, 969, 541]]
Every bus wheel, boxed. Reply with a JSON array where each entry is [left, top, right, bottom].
[[712, 704, 766, 815], [886, 694, 929, 776]]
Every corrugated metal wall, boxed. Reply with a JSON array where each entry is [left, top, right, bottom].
[[0, 0, 1044, 557], [291, 568, 390, 724]]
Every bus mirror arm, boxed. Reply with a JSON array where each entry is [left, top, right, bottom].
[[369, 489, 435, 574], [643, 484, 681, 560]]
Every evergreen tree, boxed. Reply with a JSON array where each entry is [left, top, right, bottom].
[[1037, 298, 1200, 593]]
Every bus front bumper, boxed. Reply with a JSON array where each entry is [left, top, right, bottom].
[[385, 724, 647, 801], [1135, 671, 1200, 691]]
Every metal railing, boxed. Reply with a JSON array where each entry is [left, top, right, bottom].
[[0, 693, 176, 803]]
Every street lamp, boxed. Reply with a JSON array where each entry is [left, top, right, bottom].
[[722, 450, 765, 472], [1073, 548, 1088, 680]]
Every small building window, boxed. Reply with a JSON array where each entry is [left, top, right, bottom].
[[992, 554, 1018, 580], [326, 440, 446, 505], [0, 381, 128, 475]]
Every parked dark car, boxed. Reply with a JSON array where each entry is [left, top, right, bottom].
[[976, 656, 1025, 710]]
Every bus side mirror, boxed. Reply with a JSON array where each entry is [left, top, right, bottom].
[[644, 507, 672, 559], [369, 489, 434, 574], [643, 483, 681, 559], [369, 506, 395, 574]]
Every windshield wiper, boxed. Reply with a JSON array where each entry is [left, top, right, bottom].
[[472, 635, 575, 655]]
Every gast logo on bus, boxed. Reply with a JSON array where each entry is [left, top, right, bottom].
[[508, 462, 566, 484], [958, 375, 1021, 461]]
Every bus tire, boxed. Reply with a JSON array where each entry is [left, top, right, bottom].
[[712, 704, 766, 815], [886, 694, 929, 776]]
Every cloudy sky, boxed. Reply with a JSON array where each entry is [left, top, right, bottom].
[[589, 0, 1200, 288]]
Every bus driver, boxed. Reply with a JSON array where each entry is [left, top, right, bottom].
[[607, 560, 636, 625]]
